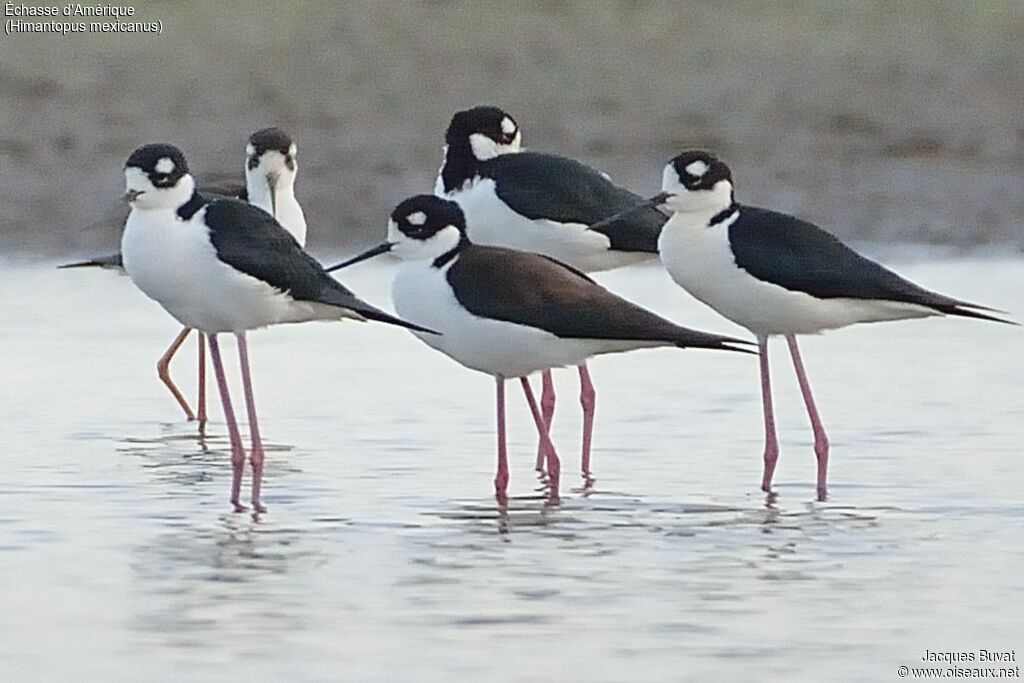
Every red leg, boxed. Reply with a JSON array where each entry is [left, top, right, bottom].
[[578, 362, 596, 480], [236, 332, 266, 513], [156, 327, 196, 421], [520, 376, 561, 499], [196, 334, 208, 426], [494, 375, 509, 500], [207, 333, 246, 512], [535, 370, 555, 471], [785, 335, 830, 500], [758, 335, 780, 493]]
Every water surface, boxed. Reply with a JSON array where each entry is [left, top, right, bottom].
[[1, 257, 1021, 682]]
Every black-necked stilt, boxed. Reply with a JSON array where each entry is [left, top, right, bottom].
[[332, 195, 751, 501], [433, 105, 668, 482], [119, 143, 432, 512], [605, 150, 1016, 499], [62, 128, 308, 425]]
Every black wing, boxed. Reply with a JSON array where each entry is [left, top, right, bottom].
[[203, 200, 435, 333], [486, 152, 664, 253], [448, 245, 751, 352], [729, 206, 1012, 323]]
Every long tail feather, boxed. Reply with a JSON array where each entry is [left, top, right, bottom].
[[940, 303, 1018, 325], [317, 284, 439, 335], [676, 333, 758, 354]]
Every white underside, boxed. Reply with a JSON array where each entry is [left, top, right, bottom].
[[439, 178, 651, 273], [658, 214, 938, 336], [121, 206, 351, 333], [392, 261, 663, 378]]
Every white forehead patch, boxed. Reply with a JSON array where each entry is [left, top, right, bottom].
[[501, 117, 516, 135], [288, 143, 297, 156], [124, 166, 149, 186], [245, 144, 256, 157], [661, 163, 682, 191], [406, 211, 427, 226], [155, 157, 176, 174], [685, 160, 709, 177]]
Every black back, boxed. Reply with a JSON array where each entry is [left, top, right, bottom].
[[203, 199, 433, 333], [729, 206, 1002, 318], [484, 152, 665, 253], [446, 244, 747, 351]]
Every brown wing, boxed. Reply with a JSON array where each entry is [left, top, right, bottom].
[[447, 245, 750, 351]]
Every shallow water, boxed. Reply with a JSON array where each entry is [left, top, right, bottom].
[[1, 256, 1021, 682]]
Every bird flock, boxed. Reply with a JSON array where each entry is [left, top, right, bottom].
[[64, 105, 1015, 513]]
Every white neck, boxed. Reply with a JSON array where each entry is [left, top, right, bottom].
[[246, 172, 307, 246], [389, 222, 464, 263], [433, 149, 447, 196], [663, 181, 734, 222]]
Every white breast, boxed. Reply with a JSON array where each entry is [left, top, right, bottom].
[[658, 213, 935, 336], [121, 207, 327, 334], [441, 179, 649, 273], [391, 260, 661, 378], [246, 183, 307, 246], [274, 193, 307, 247]]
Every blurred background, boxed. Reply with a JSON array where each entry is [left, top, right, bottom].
[[1, 0, 1022, 257]]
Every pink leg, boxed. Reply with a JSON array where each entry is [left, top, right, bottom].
[[494, 376, 509, 499], [785, 335, 830, 499], [520, 377, 561, 499], [196, 335, 208, 426], [758, 335, 780, 493], [236, 332, 267, 513], [157, 327, 196, 421], [578, 363, 596, 480], [207, 333, 246, 512], [535, 370, 556, 471]]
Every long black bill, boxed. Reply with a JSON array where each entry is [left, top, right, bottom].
[[266, 173, 278, 217], [325, 242, 395, 273], [588, 192, 671, 232], [58, 253, 124, 269]]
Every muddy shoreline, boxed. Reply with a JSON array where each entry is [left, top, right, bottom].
[[2, 2, 1022, 257]]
